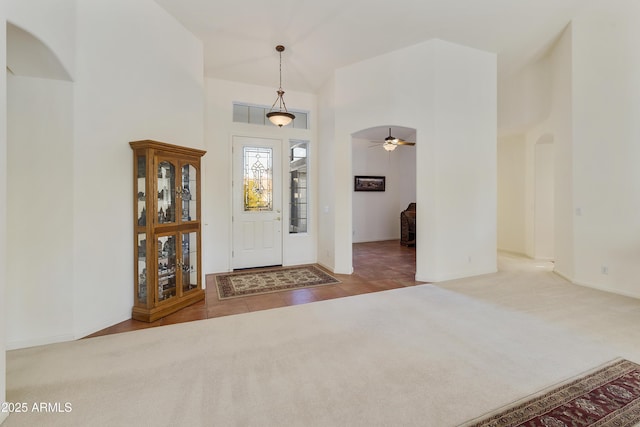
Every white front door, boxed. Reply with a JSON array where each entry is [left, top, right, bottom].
[[232, 136, 283, 269]]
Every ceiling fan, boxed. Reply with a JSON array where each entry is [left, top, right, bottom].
[[374, 128, 416, 151]]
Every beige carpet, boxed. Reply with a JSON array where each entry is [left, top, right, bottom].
[[4, 254, 640, 426]]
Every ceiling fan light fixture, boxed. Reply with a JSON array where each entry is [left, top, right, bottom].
[[267, 45, 295, 127], [383, 128, 400, 147], [385, 135, 399, 144], [383, 141, 397, 151]]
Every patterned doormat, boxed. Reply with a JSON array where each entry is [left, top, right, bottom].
[[464, 358, 640, 427], [215, 265, 340, 300]]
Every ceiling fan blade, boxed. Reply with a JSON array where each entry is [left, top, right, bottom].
[[396, 140, 416, 146]]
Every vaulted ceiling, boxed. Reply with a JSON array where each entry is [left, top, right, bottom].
[[154, 0, 598, 93]]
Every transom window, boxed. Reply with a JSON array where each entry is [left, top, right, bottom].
[[233, 103, 309, 129]]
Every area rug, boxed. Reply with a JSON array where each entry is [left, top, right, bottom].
[[464, 358, 640, 427], [215, 265, 340, 299]]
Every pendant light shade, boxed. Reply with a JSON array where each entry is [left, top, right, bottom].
[[267, 45, 295, 127]]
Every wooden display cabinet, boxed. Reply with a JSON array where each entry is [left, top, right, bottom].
[[130, 140, 206, 322]]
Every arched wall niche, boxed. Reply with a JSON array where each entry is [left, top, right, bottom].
[[6, 21, 72, 81]]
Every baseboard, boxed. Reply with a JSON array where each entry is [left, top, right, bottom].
[[317, 261, 352, 275], [353, 237, 399, 244], [497, 249, 527, 257], [6, 333, 76, 351], [283, 259, 317, 267], [552, 269, 572, 283], [417, 267, 498, 283], [572, 279, 640, 300], [74, 310, 131, 340]]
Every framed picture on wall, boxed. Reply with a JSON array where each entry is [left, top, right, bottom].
[[354, 176, 386, 192]]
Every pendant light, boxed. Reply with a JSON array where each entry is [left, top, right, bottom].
[[266, 45, 295, 127]]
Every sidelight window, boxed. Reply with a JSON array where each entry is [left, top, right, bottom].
[[289, 141, 308, 233]]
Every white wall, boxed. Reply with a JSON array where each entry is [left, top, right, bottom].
[[5, 0, 206, 348], [546, 25, 574, 279], [71, 0, 205, 338], [330, 42, 434, 274], [571, 0, 640, 298], [351, 138, 416, 243], [1, 2, 9, 422], [499, 2, 640, 299], [203, 78, 318, 273], [331, 39, 497, 281], [534, 140, 555, 259], [497, 135, 526, 254], [317, 77, 336, 269], [498, 55, 551, 138], [430, 41, 497, 281], [498, 24, 573, 276], [7, 75, 75, 347]]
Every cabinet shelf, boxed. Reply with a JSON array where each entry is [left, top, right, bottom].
[[130, 140, 206, 322]]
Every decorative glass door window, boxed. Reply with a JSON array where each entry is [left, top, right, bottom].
[[243, 146, 273, 211]]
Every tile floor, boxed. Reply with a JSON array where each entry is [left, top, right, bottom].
[[86, 240, 420, 338]]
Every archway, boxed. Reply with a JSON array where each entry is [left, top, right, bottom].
[[350, 125, 417, 267]]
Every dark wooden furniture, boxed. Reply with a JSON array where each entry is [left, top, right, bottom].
[[400, 202, 416, 246]]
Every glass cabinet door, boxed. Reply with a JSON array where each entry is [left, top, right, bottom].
[[137, 233, 147, 306], [136, 155, 147, 227], [181, 231, 199, 293], [157, 160, 177, 224], [157, 234, 177, 302], [181, 163, 198, 222], [135, 154, 148, 307]]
